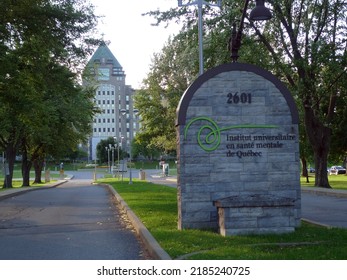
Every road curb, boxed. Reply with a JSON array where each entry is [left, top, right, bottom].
[[301, 186, 347, 198], [104, 184, 172, 260], [301, 218, 334, 229]]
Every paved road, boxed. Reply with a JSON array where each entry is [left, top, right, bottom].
[[0, 178, 149, 260], [301, 191, 347, 228], [1, 170, 346, 260]]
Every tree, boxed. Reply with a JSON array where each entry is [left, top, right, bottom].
[[0, 0, 99, 187], [28, 64, 97, 184], [96, 137, 124, 165], [134, 35, 197, 153], [132, 135, 161, 160], [143, 0, 347, 188], [256, 0, 347, 187], [137, 0, 273, 155]]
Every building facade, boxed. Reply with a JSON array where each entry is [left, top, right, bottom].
[[84, 42, 139, 161]]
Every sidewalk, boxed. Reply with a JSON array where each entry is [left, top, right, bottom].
[[147, 171, 347, 198], [145, 169, 177, 187]]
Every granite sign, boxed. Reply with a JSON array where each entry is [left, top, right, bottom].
[[176, 63, 301, 236]]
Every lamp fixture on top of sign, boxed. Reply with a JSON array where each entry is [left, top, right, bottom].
[[229, 0, 272, 62], [177, 1, 272, 73]]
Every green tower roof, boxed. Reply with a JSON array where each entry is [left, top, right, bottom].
[[88, 42, 122, 68]]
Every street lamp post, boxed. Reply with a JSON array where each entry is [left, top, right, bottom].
[[178, 0, 221, 75], [111, 144, 115, 176], [114, 136, 123, 179], [105, 146, 110, 173], [120, 108, 139, 184]]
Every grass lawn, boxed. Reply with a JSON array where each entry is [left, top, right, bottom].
[[99, 178, 347, 260], [301, 174, 347, 190], [0, 170, 60, 190]]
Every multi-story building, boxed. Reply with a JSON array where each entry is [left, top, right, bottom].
[[84, 42, 139, 161]]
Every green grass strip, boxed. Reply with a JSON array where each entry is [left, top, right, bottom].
[[100, 178, 347, 260]]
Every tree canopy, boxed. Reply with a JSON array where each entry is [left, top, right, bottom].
[[135, 0, 347, 188], [0, 0, 100, 187]]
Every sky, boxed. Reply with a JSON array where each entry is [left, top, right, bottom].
[[90, 0, 182, 89]]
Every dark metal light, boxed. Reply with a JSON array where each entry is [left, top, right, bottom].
[[249, 0, 272, 21], [229, 0, 272, 62]]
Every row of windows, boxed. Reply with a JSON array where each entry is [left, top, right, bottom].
[[93, 119, 136, 128], [97, 90, 115, 96], [97, 105, 130, 115], [94, 128, 131, 133], [96, 109, 115, 115], [94, 118, 115, 123], [94, 128, 117, 133], [96, 100, 115, 105], [95, 99, 130, 104], [96, 90, 130, 99]]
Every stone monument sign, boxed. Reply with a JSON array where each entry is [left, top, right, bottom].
[[176, 63, 301, 236]]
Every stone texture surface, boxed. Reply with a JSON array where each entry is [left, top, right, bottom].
[[177, 65, 301, 235]]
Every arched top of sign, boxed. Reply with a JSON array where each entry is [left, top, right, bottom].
[[176, 63, 299, 126]]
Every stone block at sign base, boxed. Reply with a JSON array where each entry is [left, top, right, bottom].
[[214, 194, 296, 236]]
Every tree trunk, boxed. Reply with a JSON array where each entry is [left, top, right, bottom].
[[21, 149, 32, 187], [33, 159, 44, 184], [3, 144, 16, 188], [314, 146, 330, 188], [304, 104, 332, 188], [301, 157, 309, 183]]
